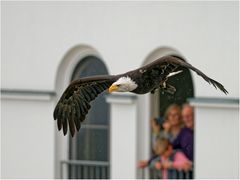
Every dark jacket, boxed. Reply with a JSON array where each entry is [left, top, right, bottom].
[[172, 127, 194, 161]]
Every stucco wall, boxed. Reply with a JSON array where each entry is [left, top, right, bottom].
[[190, 99, 239, 179], [1, 98, 55, 178], [2, 1, 238, 97]]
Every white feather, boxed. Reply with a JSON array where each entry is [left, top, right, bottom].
[[167, 70, 183, 78], [113, 76, 138, 92]]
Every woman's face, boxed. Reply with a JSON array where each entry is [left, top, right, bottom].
[[168, 108, 181, 126]]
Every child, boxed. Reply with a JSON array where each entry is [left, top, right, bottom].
[[138, 117, 166, 169], [138, 117, 161, 169], [154, 137, 192, 179]]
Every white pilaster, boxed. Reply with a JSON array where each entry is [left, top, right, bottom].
[[106, 93, 138, 179]]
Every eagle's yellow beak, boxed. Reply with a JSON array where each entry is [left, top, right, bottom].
[[109, 85, 118, 93]]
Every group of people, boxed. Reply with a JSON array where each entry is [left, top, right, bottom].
[[138, 104, 194, 179]]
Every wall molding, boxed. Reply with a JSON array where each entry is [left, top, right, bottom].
[[1, 89, 56, 101], [188, 97, 239, 109], [106, 92, 137, 104]]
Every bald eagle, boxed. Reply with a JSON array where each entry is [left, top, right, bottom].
[[54, 55, 228, 136]]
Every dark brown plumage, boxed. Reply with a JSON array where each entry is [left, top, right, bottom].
[[54, 75, 117, 136], [54, 55, 228, 137]]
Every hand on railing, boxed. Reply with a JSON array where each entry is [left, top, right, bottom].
[[137, 160, 149, 169], [155, 162, 162, 170], [182, 161, 193, 172]]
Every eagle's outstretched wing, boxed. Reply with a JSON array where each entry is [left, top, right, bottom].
[[53, 75, 117, 137], [143, 55, 228, 94]]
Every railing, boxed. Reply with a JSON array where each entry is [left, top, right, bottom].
[[60, 160, 109, 179], [140, 167, 193, 179]]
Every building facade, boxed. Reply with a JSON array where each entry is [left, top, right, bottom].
[[1, 1, 239, 179]]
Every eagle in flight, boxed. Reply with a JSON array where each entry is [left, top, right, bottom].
[[54, 55, 228, 137]]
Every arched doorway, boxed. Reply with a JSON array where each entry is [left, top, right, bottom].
[[55, 45, 110, 179], [137, 47, 194, 178], [68, 56, 110, 179]]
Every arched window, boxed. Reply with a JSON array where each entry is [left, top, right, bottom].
[[68, 56, 110, 179], [138, 47, 194, 179]]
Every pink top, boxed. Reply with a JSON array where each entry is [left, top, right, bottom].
[[161, 151, 190, 179]]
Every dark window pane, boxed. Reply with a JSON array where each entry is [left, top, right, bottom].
[[73, 128, 109, 161], [71, 56, 109, 80], [68, 56, 110, 179], [85, 92, 109, 125]]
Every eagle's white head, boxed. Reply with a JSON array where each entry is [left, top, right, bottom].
[[109, 76, 138, 93]]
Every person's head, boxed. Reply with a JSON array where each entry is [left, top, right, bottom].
[[151, 117, 161, 133], [165, 104, 182, 127], [154, 137, 173, 156], [182, 104, 194, 129]]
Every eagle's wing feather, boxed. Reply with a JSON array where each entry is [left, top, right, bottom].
[[54, 75, 116, 137], [142, 55, 228, 94]]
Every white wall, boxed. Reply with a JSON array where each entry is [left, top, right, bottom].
[[191, 99, 239, 179], [2, 1, 238, 98], [1, 98, 55, 178]]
